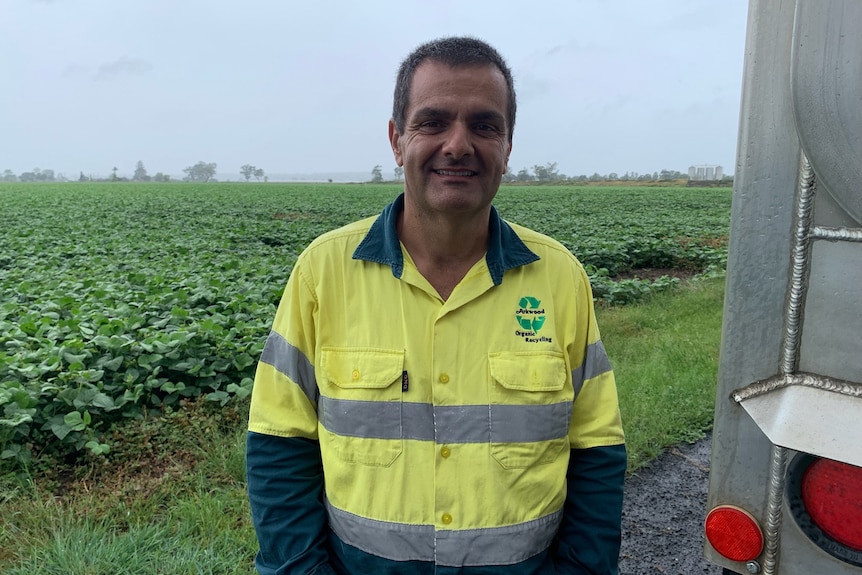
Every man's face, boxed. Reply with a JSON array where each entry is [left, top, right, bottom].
[[389, 61, 512, 219]]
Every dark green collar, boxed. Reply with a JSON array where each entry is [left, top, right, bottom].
[[352, 194, 539, 285]]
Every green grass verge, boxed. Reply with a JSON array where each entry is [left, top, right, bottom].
[[599, 275, 725, 471], [0, 276, 725, 573]]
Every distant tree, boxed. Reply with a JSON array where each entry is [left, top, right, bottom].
[[78, 171, 89, 182], [393, 166, 404, 182], [516, 168, 533, 182], [18, 168, 54, 182], [659, 169, 684, 180], [253, 167, 265, 181], [153, 172, 170, 182], [111, 166, 119, 182], [371, 165, 383, 183], [2, 169, 16, 182], [532, 162, 560, 183], [183, 161, 217, 182], [240, 164, 257, 182], [133, 160, 150, 181]]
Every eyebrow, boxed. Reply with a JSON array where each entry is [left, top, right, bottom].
[[411, 107, 506, 126]]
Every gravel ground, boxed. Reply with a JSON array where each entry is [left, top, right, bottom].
[[619, 434, 724, 575]]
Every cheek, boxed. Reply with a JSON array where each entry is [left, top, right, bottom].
[[401, 138, 429, 167], [495, 141, 511, 164]]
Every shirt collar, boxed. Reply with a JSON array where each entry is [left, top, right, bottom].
[[352, 193, 539, 285]]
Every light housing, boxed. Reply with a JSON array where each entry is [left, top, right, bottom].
[[787, 453, 862, 567]]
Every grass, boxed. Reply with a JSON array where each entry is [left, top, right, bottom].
[[0, 276, 725, 574], [599, 275, 725, 471], [0, 401, 258, 574]]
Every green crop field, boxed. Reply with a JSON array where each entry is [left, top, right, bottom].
[[0, 182, 731, 470]]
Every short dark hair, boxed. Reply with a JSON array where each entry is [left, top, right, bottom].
[[392, 36, 516, 142]]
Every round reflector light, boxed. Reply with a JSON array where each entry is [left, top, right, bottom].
[[802, 458, 862, 550], [705, 505, 764, 562]]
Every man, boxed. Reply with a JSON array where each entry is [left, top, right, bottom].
[[246, 36, 626, 575]]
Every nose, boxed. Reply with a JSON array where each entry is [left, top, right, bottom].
[[441, 122, 474, 160]]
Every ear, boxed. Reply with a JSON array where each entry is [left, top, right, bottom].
[[388, 119, 403, 166]]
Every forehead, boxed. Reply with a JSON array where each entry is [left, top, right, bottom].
[[406, 60, 509, 118]]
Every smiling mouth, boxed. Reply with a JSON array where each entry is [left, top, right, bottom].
[[434, 169, 476, 177]]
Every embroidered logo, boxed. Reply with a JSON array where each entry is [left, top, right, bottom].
[[515, 296, 552, 343]]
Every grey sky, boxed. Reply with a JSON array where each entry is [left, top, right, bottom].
[[1, 0, 749, 179]]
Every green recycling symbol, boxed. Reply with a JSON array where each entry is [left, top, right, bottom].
[[516, 296, 546, 332]]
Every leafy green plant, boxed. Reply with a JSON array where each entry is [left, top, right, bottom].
[[0, 182, 731, 469]]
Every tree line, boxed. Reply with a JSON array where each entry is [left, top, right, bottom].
[[369, 162, 695, 184], [501, 163, 691, 183], [1, 161, 268, 183]]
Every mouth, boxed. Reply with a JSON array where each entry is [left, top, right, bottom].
[[433, 169, 477, 177]]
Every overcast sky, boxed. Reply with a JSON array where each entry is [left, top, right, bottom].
[[1, 0, 749, 179]]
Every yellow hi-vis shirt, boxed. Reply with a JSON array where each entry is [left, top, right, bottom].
[[248, 195, 625, 567]]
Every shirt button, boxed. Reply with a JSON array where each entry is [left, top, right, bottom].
[[352, 369, 360, 380], [439, 374, 450, 384], [440, 446, 451, 458], [441, 513, 453, 525]]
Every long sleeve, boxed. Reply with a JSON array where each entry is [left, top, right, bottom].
[[246, 252, 332, 573], [552, 444, 627, 574], [246, 432, 336, 575]]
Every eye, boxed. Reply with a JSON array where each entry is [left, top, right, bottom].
[[474, 123, 503, 135]]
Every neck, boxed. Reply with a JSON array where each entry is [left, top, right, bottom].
[[399, 201, 490, 260], [397, 202, 491, 299]]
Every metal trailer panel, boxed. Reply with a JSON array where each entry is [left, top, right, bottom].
[[706, 1, 799, 566], [706, 0, 862, 573]]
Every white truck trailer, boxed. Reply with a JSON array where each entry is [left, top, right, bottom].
[[704, 1, 862, 574]]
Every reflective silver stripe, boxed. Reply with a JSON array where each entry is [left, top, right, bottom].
[[259, 330, 318, 404], [489, 403, 571, 443], [571, 340, 612, 398], [326, 499, 433, 562], [326, 499, 561, 566], [319, 398, 403, 439], [319, 398, 571, 443]]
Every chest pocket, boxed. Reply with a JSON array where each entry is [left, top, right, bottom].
[[319, 348, 404, 467], [488, 351, 572, 469]]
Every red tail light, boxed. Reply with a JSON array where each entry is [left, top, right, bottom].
[[801, 457, 862, 549], [705, 505, 764, 562], [787, 453, 862, 567]]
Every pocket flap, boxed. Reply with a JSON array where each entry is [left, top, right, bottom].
[[321, 348, 404, 389], [489, 352, 567, 392]]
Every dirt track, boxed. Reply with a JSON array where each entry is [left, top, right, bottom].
[[619, 434, 724, 575]]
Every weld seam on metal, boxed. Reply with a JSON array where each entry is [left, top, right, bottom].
[[811, 225, 862, 242], [781, 154, 816, 375], [732, 372, 862, 402], [762, 444, 788, 575], [759, 153, 816, 575]]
